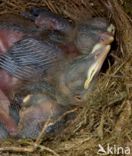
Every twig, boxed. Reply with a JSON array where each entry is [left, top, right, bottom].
[[53, 108, 78, 123], [31, 143, 60, 156], [35, 102, 53, 145], [0, 146, 34, 153], [0, 144, 60, 156], [35, 117, 51, 145]]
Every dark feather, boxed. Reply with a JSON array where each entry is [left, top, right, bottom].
[[0, 38, 63, 80]]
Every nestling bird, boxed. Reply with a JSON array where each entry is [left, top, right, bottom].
[[54, 44, 112, 106], [15, 38, 113, 139], [17, 92, 73, 139], [0, 13, 39, 136], [22, 8, 115, 54], [74, 17, 115, 54], [22, 7, 74, 34]]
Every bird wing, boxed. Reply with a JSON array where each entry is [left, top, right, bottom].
[[0, 38, 62, 80]]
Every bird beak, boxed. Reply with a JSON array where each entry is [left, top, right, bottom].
[[102, 32, 114, 44], [91, 32, 114, 54], [107, 24, 115, 36], [84, 45, 111, 89], [23, 95, 32, 104]]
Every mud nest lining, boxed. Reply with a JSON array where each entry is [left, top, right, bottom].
[[0, 0, 131, 156]]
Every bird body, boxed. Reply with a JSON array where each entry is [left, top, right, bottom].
[[17, 91, 72, 139], [55, 44, 111, 106], [0, 14, 39, 137], [0, 34, 83, 82], [23, 7, 74, 34], [0, 37, 65, 80], [15, 39, 113, 139]]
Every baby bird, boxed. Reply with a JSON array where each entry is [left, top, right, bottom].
[[0, 14, 39, 136], [74, 17, 115, 54], [22, 8, 115, 55], [54, 44, 112, 106], [16, 82, 73, 139], [23, 7, 74, 34], [15, 36, 113, 139]]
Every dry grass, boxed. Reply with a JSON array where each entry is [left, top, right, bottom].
[[0, 0, 131, 155]]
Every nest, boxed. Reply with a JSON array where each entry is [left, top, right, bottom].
[[0, 0, 131, 155]]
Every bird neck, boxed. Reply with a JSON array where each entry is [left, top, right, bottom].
[[59, 42, 81, 58]]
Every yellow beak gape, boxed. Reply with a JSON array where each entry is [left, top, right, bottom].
[[84, 63, 97, 89], [107, 24, 115, 35], [91, 43, 102, 54], [84, 45, 111, 90]]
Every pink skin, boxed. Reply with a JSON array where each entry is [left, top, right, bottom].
[[59, 42, 81, 58], [35, 15, 58, 30], [0, 13, 38, 136], [99, 32, 114, 45], [0, 89, 17, 136], [0, 70, 19, 96], [0, 89, 10, 115], [0, 30, 24, 54], [0, 70, 19, 135], [0, 30, 23, 135]]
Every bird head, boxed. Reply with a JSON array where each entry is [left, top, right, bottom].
[[75, 17, 115, 54], [57, 43, 111, 105]]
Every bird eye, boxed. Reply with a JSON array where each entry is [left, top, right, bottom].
[[95, 52, 100, 59], [74, 95, 82, 102], [100, 36, 105, 42]]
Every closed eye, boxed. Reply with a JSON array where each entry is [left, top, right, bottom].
[[74, 95, 83, 102]]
